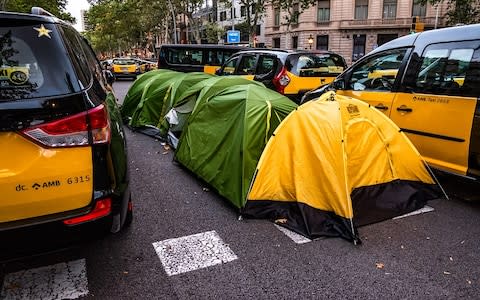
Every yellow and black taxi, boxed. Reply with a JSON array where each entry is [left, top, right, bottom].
[[0, 8, 132, 236], [215, 49, 347, 103], [135, 58, 157, 73], [111, 57, 141, 79], [302, 24, 480, 182]]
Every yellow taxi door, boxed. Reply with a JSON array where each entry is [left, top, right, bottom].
[[337, 90, 395, 116], [390, 44, 480, 175], [390, 93, 476, 174]]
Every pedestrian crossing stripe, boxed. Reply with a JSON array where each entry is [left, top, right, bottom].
[[152, 230, 238, 276], [1, 259, 88, 300]]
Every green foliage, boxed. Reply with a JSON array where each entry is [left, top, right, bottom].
[[271, 0, 316, 30], [417, 0, 480, 25], [85, 0, 168, 56], [204, 22, 224, 44], [1, 0, 75, 22]]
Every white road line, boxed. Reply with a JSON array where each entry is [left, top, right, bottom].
[[274, 224, 312, 244], [1, 258, 88, 300], [152, 230, 238, 276], [393, 205, 435, 220]]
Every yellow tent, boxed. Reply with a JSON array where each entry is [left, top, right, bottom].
[[243, 92, 442, 243]]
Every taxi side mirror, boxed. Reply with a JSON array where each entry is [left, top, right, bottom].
[[332, 78, 345, 90]]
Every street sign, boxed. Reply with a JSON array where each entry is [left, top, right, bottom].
[[227, 30, 240, 44]]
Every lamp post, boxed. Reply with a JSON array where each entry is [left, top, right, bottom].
[[308, 34, 314, 50]]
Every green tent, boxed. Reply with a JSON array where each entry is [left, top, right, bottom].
[[175, 84, 298, 208], [162, 76, 264, 145], [128, 72, 213, 130], [120, 69, 179, 123]]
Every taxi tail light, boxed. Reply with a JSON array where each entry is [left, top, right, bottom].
[[63, 198, 112, 225], [272, 67, 290, 94], [21, 104, 111, 147]]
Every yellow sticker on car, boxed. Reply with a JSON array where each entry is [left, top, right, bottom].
[[0, 67, 29, 85], [33, 24, 52, 38]]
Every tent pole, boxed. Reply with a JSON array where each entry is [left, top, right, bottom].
[[349, 219, 358, 245], [424, 162, 449, 200]]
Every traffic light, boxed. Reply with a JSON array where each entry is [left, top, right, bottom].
[[411, 16, 425, 33]]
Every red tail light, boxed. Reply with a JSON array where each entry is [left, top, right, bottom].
[[63, 198, 112, 225], [21, 104, 110, 147], [272, 67, 291, 94]]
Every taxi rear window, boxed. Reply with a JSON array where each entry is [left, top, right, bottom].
[[0, 23, 80, 101], [291, 54, 346, 77]]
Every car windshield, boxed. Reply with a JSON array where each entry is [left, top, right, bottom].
[[292, 53, 345, 77], [0, 23, 80, 100], [113, 59, 136, 65]]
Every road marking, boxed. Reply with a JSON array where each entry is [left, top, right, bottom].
[[152, 230, 238, 276], [0, 259, 88, 300], [274, 224, 312, 244], [393, 205, 435, 220]]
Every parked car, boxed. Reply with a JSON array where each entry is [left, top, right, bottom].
[[215, 49, 347, 103], [301, 24, 480, 182], [111, 57, 141, 79], [135, 58, 157, 72], [0, 8, 132, 235], [157, 44, 249, 74]]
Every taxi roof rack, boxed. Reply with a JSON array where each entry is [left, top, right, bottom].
[[31, 7, 55, 17]]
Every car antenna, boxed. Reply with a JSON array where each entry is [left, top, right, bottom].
[[31, 7, 56, 17]]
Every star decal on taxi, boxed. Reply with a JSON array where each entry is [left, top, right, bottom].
[[34, 24, 52, 38]]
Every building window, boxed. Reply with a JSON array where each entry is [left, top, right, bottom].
[[220, 11, 227, 21], [383, 0, 397, 19], [316, 35, 328, 50], [292, 3, 299, 24], [241, 6, 246, 17], [317, 0, 330, 22], [355, 0, 368, 20], [292, 36, 298, 49], [274, 8, 280, 26], [377, 33, 398, 46], [251, 4, 256, 15], [412, 1, 426, 17], [352, 34, 366, 62], [256, 24, 261, 36], [273, 37, 281, 48]]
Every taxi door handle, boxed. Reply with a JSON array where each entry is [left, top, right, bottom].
[[396, 106, 413, 112], [374, 104, 388, 110]]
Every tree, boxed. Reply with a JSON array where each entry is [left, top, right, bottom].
[[172, 0, 206, 44], [1, 0, 75, 22], [219, 0, 266, 45], [270, 0, 316, 31], [270, 0, 317, 49], [204, 22, 225, 44], [417, 0, 480, 25]]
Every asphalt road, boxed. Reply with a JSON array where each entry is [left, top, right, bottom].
[[1, 79, 479, 299]]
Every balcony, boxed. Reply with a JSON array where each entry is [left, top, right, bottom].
[[340, 16, 445, 29]]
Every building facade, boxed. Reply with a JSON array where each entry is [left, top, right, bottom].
[[217, 0, 266, 45], [264, 0, 448, 65]]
